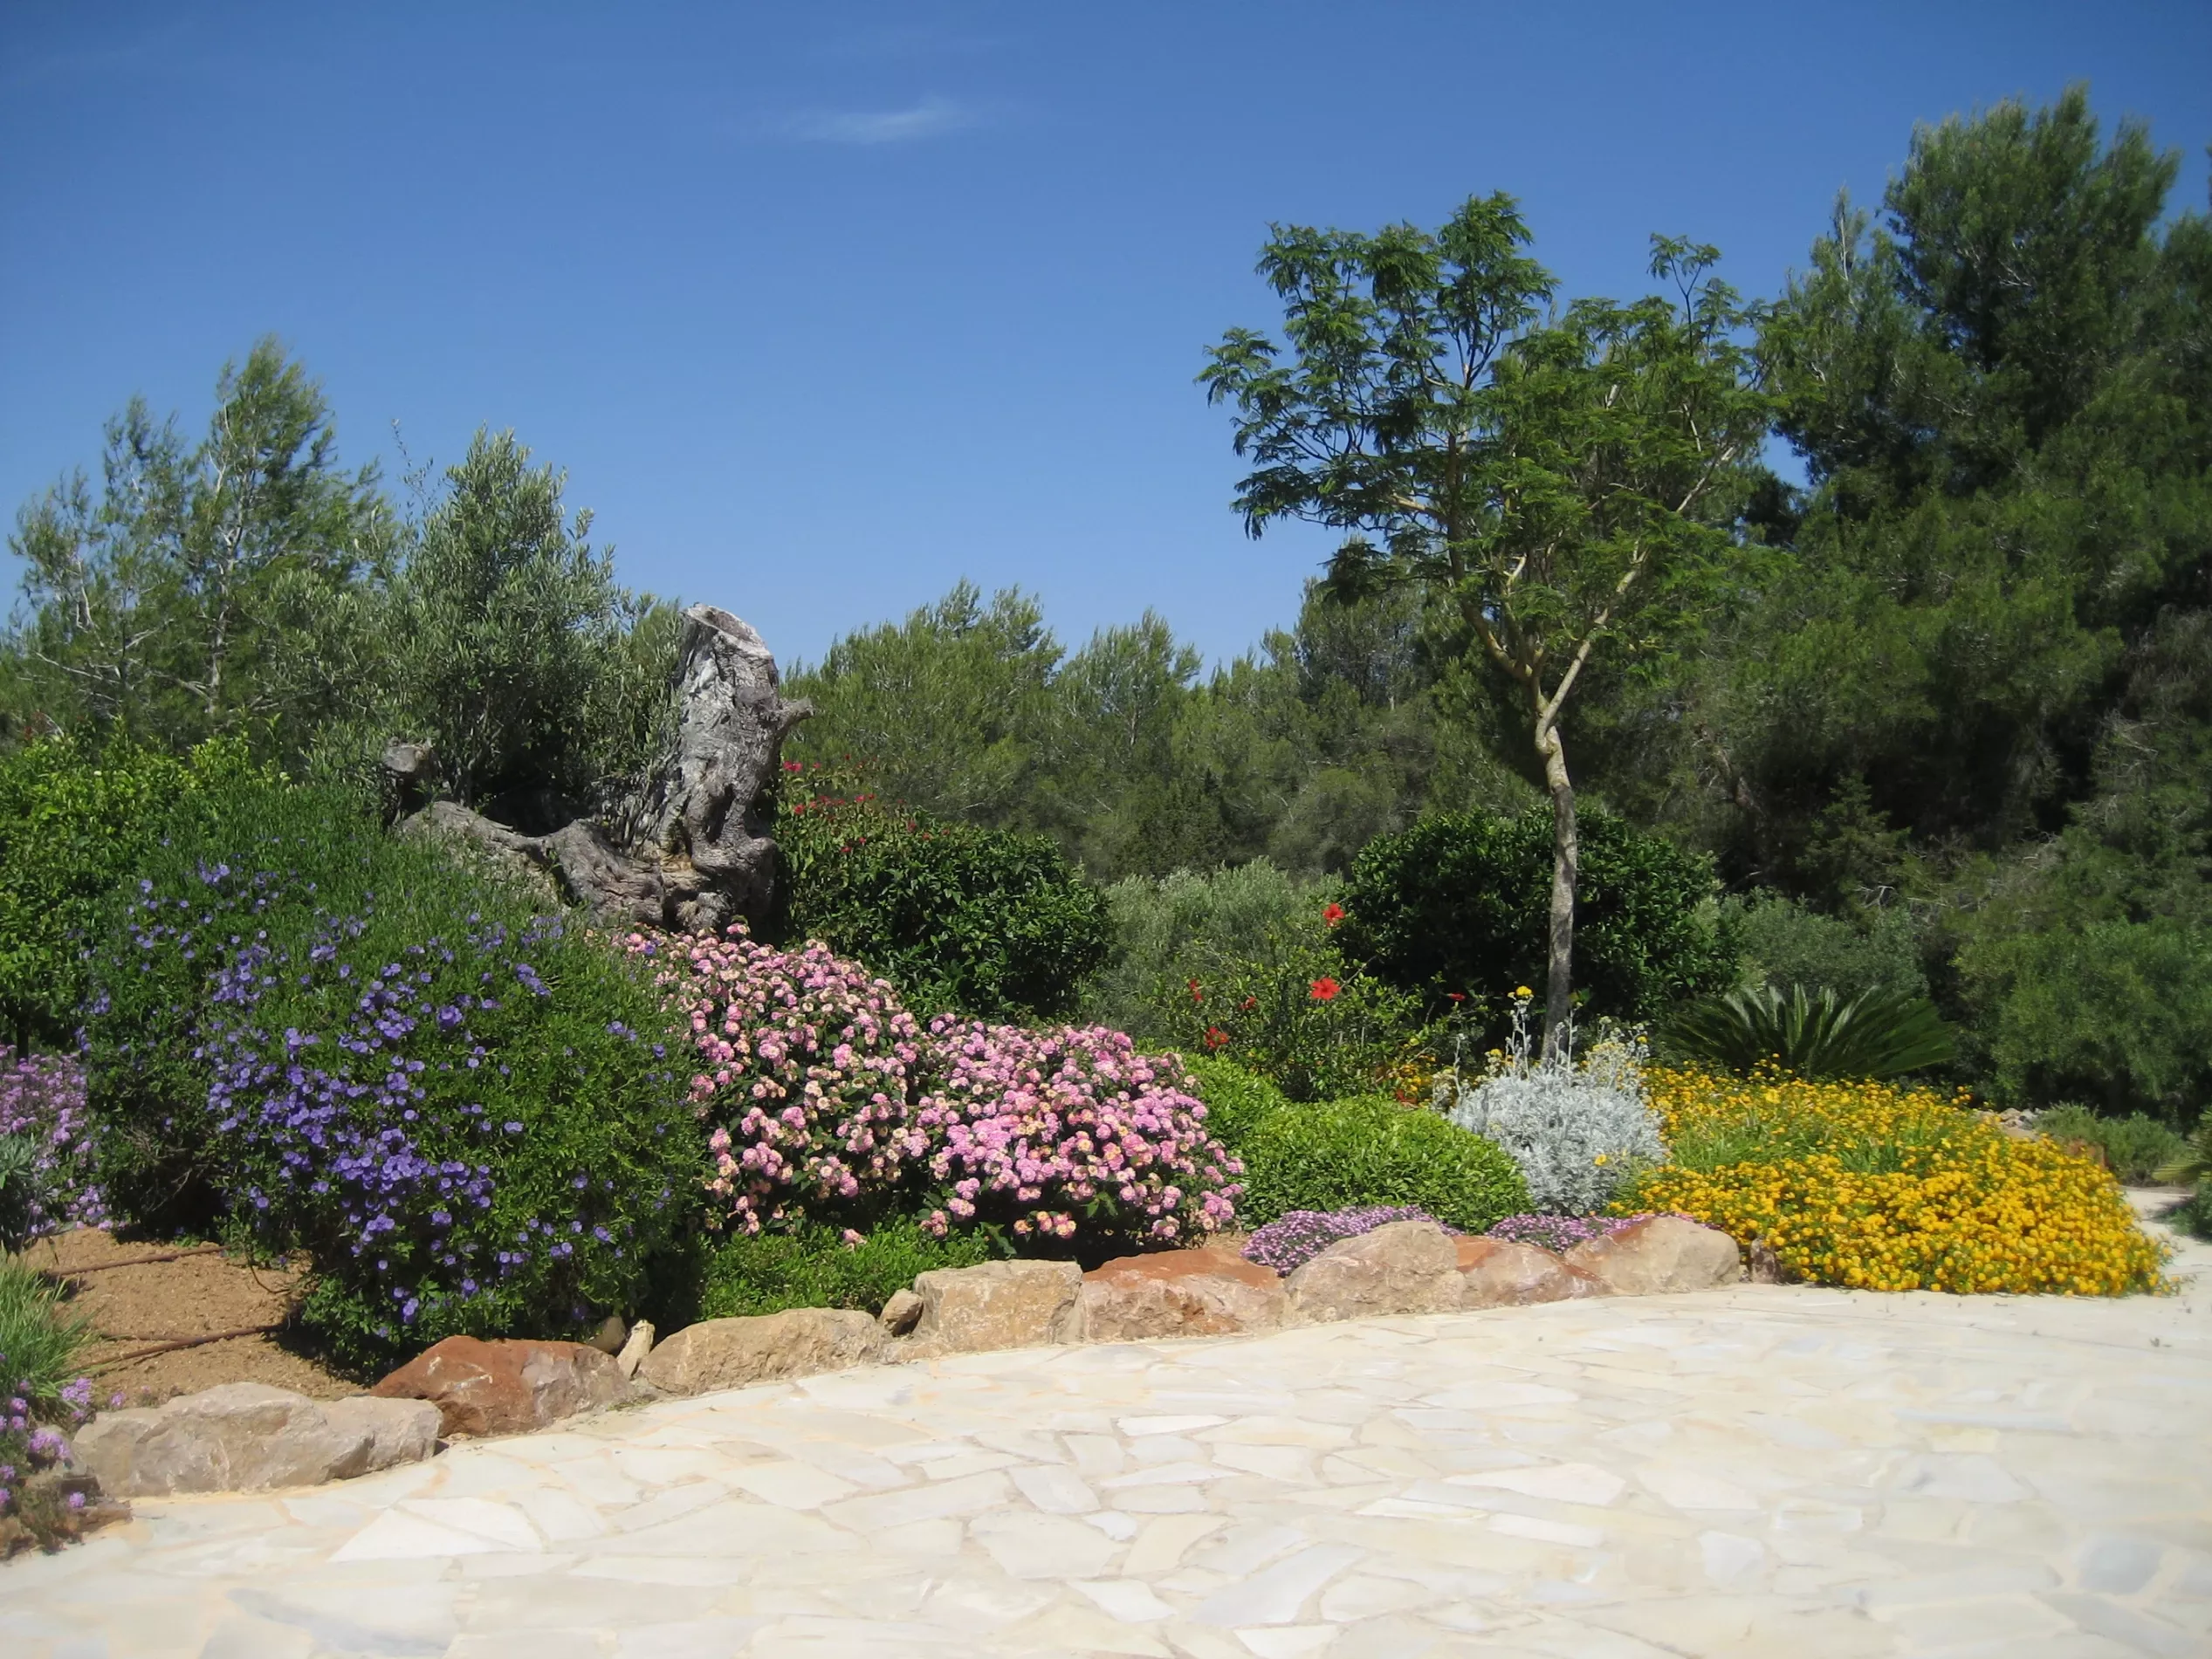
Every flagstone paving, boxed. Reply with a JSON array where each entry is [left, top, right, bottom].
[[8, 1205, 2210, 1658]]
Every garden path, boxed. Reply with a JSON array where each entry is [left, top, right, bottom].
[[7, 1203, 2209, 1659]]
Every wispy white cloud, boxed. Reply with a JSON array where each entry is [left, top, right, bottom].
[[783, 95, 979, 146]]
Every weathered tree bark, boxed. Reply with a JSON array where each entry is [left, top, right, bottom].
[[394, 605, 811, 934], [1536, 712, 1579, 1059]]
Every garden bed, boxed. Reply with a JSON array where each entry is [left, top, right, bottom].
[[21, 1230, 354, 1405]]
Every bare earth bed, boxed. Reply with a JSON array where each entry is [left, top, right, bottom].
[[3, 1197, 2207, 1657]]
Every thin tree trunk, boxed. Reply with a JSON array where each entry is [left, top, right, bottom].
[[1536, 713, 1578, 1057]]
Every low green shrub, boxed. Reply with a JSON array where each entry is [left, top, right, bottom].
[[1340, 806, 1736, 1036], [81, 776, 699, 1369], [1235, 1096, 1527, 1233], [699, 1218, 994, 1320], [1664, 984, 1954, 1081], [2031, 1105, 2190, 1184], [1, 1255, 93, 1528], [778, 777, 1110, 1018], [1180, 1056, 1290, 1151]]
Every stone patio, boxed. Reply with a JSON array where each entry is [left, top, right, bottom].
[[6, 1203, 2208, 1658]]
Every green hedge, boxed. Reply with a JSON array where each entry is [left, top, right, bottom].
[[700, 1219, 993, 1319], [778, 787, 1110, 1018]]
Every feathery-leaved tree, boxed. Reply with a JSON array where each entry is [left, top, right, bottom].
[[1203, 194, 1768, 1046]]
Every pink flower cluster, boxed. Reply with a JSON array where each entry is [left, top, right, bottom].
[[916, 1018, 1244, 1244], [629, 929, 929, 1234], [632, 927, 1243, 1248]]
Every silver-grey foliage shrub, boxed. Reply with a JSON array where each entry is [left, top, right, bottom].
[[1442, 998, 1663, 1215]]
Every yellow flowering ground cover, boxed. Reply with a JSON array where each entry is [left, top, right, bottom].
[[1617, 1066, 2166, 1296]]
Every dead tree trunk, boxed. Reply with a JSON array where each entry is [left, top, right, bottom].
[[395, 604, 811, 934]]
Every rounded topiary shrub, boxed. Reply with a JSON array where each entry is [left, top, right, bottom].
[[777, 785, 1110, 1018], [1235, 1096, 1528, 1234], [82, 779, 698, 1369]]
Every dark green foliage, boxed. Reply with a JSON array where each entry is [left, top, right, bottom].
[[0, 737, 271, 1053], [0, 1135, 45, 1256], [778, 784, 1111, 1019], [1079, 861, 1317, 1045], [699, 1219, 994, 1320], [1665, 985, 1955, 1082], [1342, 807, 1735, 1031], [1180, 1056, 1292, 1152], [79, 776, 699, 1368], [1234, 1097, 1528, 1233], [2030, 1105, 2188, 1184], [1726, 894, 1928, 1001]]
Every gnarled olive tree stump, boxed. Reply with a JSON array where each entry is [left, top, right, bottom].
[[394, 604, 811, 934]]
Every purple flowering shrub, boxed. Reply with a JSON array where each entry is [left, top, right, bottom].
[[636, 926, 1243, 1251], [0, 1050, 106, 1244], [629, 929, 931, 1234], [1486, 1212, 1686, 1254], [915, 1019, 1243, 1246], [81, 782, 699, 1368], [1241, 1205, 1453, 1276], [0, 1257, 93, 1525]]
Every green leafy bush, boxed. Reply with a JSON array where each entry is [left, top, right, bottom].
[[699, 1218, 993, 1320], [1235, 1096, 1527, 1232], [1724, 894, 1928, 1000], [1341, 807, 1735, 1033], [1077, 860, 1317, 1043], [1665, 984, 1954, 1081], [778, 778, 1110, 1018], [80, 777, 699, 1368], [0, 737, 272, 1053], [2030, 1105, 2189, 1184], [1180, 1056, 1291, 1151]]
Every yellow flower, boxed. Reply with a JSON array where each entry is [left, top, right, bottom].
[[1513, 986, 1533, 998]]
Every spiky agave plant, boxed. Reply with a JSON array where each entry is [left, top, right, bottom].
[[2154, 1119, 2211, 1187], [1665, 984, 1954, 1081]]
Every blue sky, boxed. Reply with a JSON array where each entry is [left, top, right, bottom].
[[3, 2, 2209, 671]]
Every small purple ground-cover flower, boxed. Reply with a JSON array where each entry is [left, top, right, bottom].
[[1242, 1205, 1453, 1276], [0, 1361, 94, 1521], [1485, 1212, 1686, 1254]]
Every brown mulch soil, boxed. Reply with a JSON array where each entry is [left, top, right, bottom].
[[23, 1229, 361, 1405]]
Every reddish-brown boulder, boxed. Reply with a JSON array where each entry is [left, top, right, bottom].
[[1454, 1236, 1604, 1307], [1563, 1215, 1742, 1295], [370, 1335, 623, 1438], [1078, 1246, 1290, 1340]]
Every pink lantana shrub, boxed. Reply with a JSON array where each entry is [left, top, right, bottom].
[[916, 1019, 1243, 1246], [629, 929, 930, 1234], [632, 926, 1243, 1250]]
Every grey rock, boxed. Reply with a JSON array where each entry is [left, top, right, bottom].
[[1285, 1219, 1462, 1324], [1455, 1235, 1604, 1307], [1563, 1215, 1742, 1294], [70, 1383, 439, 1498], [910, 1260, 1083, 1354], [637, 1308, 890, 1396]]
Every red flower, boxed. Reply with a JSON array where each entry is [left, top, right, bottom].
[[1188, 977, 1204, 1004], [1446, 991, 1467, 1004], [1204, 1025, 1229, 1050], [1322, 901, 1345, 928], [1309, 977, 1341, 1002], [1238, 996, 1257, 1012]]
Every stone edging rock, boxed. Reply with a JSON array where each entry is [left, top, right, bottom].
[[58, 1215, 1744, 1500]]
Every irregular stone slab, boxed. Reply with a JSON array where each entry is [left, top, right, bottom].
[[615, 1320, 656, 1380], [878, 1287, 924, 1336], [1455, 1235, 1604, 1307], [1564, 1215, 1742, 1294], [637, 1307, 890, 1396], [910, 1259, 1083, 1354], [1285, 1218, 1461, 1323], [370, 1335, 623, 1437], [1079, 1246, 1289, 1340], [70, 1383, 438, 1497]]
